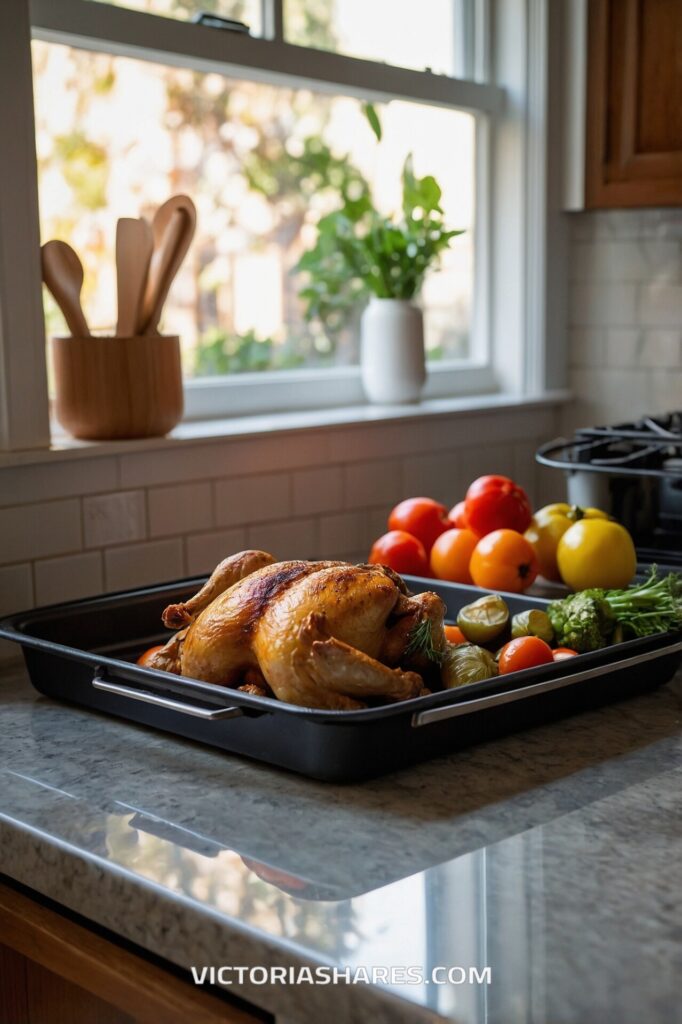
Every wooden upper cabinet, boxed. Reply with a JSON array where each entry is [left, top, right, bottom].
[[586, 0, 682, 207]]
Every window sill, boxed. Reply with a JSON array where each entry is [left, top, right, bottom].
[[0, 391, 570, 469]]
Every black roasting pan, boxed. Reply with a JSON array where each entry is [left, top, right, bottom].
[[1, 576, 680, 782]]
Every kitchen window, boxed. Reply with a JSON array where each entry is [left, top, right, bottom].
[[0, 0, 555, 446]]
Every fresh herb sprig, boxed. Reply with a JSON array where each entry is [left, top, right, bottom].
[[604, 567, 682, 637], [405, 617, 445, 665]]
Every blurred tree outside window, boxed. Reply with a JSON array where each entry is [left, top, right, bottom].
[[34, 0, 474, 379]]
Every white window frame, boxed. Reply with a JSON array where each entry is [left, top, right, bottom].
[[0, 0, 562, 447]]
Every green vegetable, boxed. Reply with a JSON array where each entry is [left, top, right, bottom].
[[296, 103, 464, 333], [511, 609, 555, 644], [548, 568, 682, 652], [457, 594, 510, 645], [442, 644, 499, 688]]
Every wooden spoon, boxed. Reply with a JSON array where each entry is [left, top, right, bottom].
[[116, 217, 153, 336], [41, 240, 91, 338], [139, 195, 196, 335]]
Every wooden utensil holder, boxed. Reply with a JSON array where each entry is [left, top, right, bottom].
[[52, 334, 184, 440]]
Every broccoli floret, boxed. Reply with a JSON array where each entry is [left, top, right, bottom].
[[548, 591, 615, 652], [549, 570, 682, 651]]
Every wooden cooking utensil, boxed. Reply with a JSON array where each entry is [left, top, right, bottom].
[[116, 216, 153, 336], [139, 195, 196, 335], [41, 240, 91, 338]]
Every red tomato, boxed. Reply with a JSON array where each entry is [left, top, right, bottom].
[[388, 497, 450, 553], [469, 529, 539, 593], [499, 636, 554, 674], [137, 645, 164, 667], [464, 475, 533, 537], [368, 530, 430, 577], [448, 500, 469, 529], [553, 647, 578, 661], [444, 624, 467, 644], [430, 528, 478, 584]]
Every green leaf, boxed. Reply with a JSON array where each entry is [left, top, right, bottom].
[[363, 102, 382, 141]]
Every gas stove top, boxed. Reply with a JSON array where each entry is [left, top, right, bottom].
[[536, 412, 682, 567]]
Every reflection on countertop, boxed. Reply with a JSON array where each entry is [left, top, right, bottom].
[[0, 664, 681, 1024]]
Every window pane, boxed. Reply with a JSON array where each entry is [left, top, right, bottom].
[[84, 0, 262, 35], [285, 0, 457, 76], [33, 42, 474, 379]]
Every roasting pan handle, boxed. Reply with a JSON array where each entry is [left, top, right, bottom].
[[411, 639, 682, 727], [92, 668, 244, 721]]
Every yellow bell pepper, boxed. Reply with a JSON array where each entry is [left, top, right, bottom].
[[524, 503, 610, 582]]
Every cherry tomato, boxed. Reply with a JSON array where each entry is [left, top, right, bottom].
[[388, 497, 450, 553], [368, 530, 430, 577], [444, 624, 467, 644], [137, 645, 164, 667], [469, 529, 539, 593], [499, 636, 554, 674], [430, 528, 478, 584], [553, 647, 578, 661], [448, 500, 469, 529], [465, 475, 533, 537]]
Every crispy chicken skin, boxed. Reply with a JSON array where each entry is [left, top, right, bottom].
[[148, 550, 445, 710]]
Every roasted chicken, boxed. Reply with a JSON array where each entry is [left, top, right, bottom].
[[145, 550, 446, 710]]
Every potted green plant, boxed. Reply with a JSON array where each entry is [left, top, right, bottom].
[[297, 105, 464, 403]]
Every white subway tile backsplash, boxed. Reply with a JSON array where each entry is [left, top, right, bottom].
[[605, 329, 642, 369], [567, 209, 682, 429], [570, 240, 680, 284], [292, 466, 343, 516], [648, 370, 682, 412], [640, 331, 682, 368], [185, 527, 247, 575], [148, 481, 212, 538], [0, 500, 81, 565], [567, 328, 606, 368], [401, 451, 460, 505], [0, 563, 33, 616], [34, 552, 103, 606], [215, 472, 290, 527], [104, 538, 184, 591], [343, 459, 403, 509], [570, 283, 637, 328], [638, 283, 682, 328], [0, 457, 117, 509], [318, 511, 366, 557], [83, 491, 146, 548], [119, 432, 327, 488], [247, 517, 318, 560]]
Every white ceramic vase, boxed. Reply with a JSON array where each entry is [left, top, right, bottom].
[[360, 298, 426, 404]]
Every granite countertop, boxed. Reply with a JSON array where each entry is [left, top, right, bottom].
[[0, 662, 681, 1024]]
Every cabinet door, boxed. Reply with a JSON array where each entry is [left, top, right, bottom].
[[586, 0, 682, 207]]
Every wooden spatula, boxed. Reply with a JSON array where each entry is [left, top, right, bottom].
[[116, 217, 153, 336], [41, 240, 91, 338], [139, 195, 196, 335]]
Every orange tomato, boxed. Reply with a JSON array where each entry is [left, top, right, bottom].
[[444, 624, 467, 644], [498, 636, 554, 674], [430, 528, 478, 583], [368, 530, 430, 577], [469, 529, 539, 593], [448, 500, 469, 529], [137, 645, 164, 667]]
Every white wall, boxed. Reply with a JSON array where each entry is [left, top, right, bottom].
[[565, 209, 682, 434]]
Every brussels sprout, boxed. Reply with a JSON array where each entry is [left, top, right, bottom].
[[457, 594, 510, 644], [442, 643, 499, 688], [511, 609, 554, 644]]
